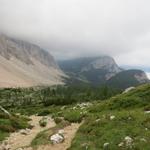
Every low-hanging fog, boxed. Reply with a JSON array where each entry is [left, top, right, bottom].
[[0, 0, 150, 77]]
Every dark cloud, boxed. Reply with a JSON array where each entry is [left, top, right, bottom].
[[0, 0, 150, 76]]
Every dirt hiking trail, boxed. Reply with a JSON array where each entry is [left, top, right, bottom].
[[35, 123, 81, 150], [1, 116, 55, 150], [0, 116, 81, 150]]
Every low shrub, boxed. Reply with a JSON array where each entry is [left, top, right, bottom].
[[64, 110, 84, 123], [39, 119, 47, 127], [10, 116, 29, 129], [0, 125, 15, 132], [54, 117, 63, 124], [38, 109, 51, 116], [0, 113, 10, 119]]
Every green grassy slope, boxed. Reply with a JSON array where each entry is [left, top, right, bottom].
[[69, 84, 150, 150]]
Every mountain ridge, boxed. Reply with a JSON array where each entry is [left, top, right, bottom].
[[0, 34, 65, 88], [59, 56, 149, 89]]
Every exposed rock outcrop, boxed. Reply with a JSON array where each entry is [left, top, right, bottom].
[[0, 34, 65, 87]]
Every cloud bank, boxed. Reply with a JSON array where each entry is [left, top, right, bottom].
[[0, 0, 150, 73]]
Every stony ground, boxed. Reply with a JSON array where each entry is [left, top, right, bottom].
[[0, 116, 55, 150], [0, 115, 81, 150], [34, 123, 81, 150]]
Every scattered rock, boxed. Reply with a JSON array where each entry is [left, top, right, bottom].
[[95, 119, 101, 122], [19, 129, 30, 135], [0, 144, 11, 150], [140, 138, 147, 142], [124, 136, 133, 147], [61, 106, 66, 110], [110, 115, 115, 120], [118, 142, 124, 147], [72, 107, 77, 110], [76, 102, 92, 110], [16, 148, 23, 150], [103, 142, 109, 149], [145, 128, 148, 131], [58, 129, 65, 135], [144, 111, 150, 114], [123, 87, 135, 93], [128, 116, 132, 120], [50, 133, 64, 144]]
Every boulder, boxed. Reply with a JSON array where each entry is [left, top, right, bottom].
[[50, 133, 64, 144], [124, 136, 133, 147], [103, 143, 109, 149], [110, 115, 115, 120], [118, 142, 124, 147], [19, 129, 30, 135], [144, 111, 150, 114], [95, 119, 101, 123]]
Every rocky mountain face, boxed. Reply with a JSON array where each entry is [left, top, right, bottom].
[[0, 34, 65, 87], [59, 57, 149, 89]]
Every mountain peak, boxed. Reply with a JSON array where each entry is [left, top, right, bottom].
[[59, 56, 149, 88]]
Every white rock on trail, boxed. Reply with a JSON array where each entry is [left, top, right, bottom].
[[19, 129, 30, 135], [50, 133, 64, 144]]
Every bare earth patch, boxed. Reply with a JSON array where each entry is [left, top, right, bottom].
[[0, 115, 81, 150], [35, 123, 81, 150], [1, 116, 55, 150]]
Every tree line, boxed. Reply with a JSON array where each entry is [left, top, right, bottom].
[[0, 85, 122, 108]]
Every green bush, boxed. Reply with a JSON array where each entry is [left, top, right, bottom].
[[54, 117, 63, 124], [64, 110, 84, 123], [38, 109, 51, 116], [10, 116, 29, 129], [0, 113, 10, 119], [0, 125, 15, 132], [110, 96, 145, 109], [39, 119, 47, 127]]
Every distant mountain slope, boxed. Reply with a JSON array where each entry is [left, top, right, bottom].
[[59, 56, 123, 85], [59, 57, 149, 88], [0, 34, 65, 87], [107, 69, 149, 89]]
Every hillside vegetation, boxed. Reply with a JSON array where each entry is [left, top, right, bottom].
[[0, 84, 149, 149], [69, 84, 150, 150], [0, 110, 30, 141], [0, 85, 120, 109]]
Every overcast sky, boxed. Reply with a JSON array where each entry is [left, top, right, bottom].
[[0, 0, 150, 76]]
